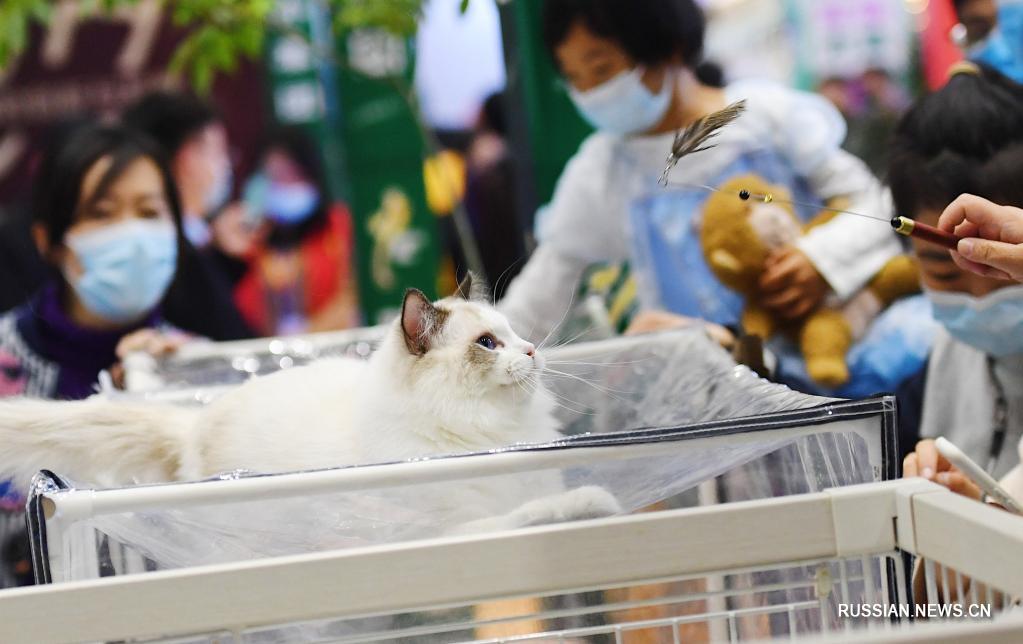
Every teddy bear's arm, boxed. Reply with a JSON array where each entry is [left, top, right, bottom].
[[741, 305, 776, 339]]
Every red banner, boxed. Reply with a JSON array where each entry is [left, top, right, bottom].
[[921, 0, 964, 90]]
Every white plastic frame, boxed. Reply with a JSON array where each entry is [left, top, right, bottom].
[[3, 480, 1022, 644], [35, 415, 883, 584]]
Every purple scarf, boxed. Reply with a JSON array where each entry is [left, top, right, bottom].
[[15, 283, 160, 400]]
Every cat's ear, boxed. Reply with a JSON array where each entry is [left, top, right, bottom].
[[454, 271, 489, 301], [401, 289, 446, 355]]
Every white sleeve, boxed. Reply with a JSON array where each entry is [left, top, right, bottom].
[[743, 82, 901, 299], [498, 244, 590, 344], [795, 150, 902, 299], [499, 135, 626, 342]]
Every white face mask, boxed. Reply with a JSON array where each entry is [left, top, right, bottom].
[[567, 67, 674, 135]]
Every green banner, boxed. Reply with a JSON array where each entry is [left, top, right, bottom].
[[334, 28, 442, 323], [500, 0, 592, 212], [265, 1, 441, 324]]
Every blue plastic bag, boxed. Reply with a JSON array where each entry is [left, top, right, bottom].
[[772, 296, 937, 397]]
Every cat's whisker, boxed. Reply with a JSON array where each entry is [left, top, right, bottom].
[[543, 323, 600, 352], [545, 345, 645, 362], [543, 382, 630, 408], [536, 298, 579, 352], [542, 368, 600, 378], [526, 319, 538, 343], [542, 368, 633, 400], [543, 368, 610, 383], [527, 378, 602, 417], [492, 255, 528, 302], [543, 393, 597, 417], [545, 357, 651, 367], [514, 374, 594, 416], [511, 378, 534, 403]]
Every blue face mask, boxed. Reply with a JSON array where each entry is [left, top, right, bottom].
[[182, 216, 211, 248], [246, 174, 320, 225], [64, 219, 178, 324], [568, 67, 673, 135], [966, 1, 1023, 83], [205, 163, 233, 215], [927, 285, 1023, 357]]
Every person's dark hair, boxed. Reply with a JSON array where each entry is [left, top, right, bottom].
[[31, 124, 183, 253], [480, 92, 508, 137], [542, 0, 705, 69], [888, 64, 1023, 218], [122, 91, 220, 157], [952, 0, 972, 16], [257, 126, 330, 248], [694, 60, 725, 88]]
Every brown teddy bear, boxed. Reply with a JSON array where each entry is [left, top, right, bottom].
[[700, 173, 920, 387]]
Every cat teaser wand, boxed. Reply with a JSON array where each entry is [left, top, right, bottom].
[[660, 101, 963, 251]]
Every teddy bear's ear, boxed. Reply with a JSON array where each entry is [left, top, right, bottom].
[[709, 249, 744, 279]]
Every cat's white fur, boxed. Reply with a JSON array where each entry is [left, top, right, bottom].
[[0, 278, 620, 530]]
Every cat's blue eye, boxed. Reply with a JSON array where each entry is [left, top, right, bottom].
[[476, 334, 497, 350]]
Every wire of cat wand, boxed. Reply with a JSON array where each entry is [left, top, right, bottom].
[[660, 179, 962, 250]]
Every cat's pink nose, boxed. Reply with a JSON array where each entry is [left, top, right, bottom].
[[524, 343, 535, 357]]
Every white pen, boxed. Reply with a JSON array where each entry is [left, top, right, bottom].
[[935, 437, 1023, 515]]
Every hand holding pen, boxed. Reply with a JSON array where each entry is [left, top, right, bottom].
[[903, 438, 983, 502], [903, 438, 1023, 515], [939, 194, 1023, 283]]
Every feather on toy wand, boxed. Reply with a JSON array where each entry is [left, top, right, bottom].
[[660, 100, 962, 250]]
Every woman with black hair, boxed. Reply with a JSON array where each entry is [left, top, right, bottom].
[[233, 127, 361, 335], [0, 124, 185, 402], [500, 0, 902, 361], [0, 124, 190, 585]]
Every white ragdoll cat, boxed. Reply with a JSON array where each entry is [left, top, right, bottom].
[[0, 275, 619, 533]]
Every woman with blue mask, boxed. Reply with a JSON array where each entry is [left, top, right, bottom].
[[890, 63, 1023, 482], [500, 0, 902, 369], [0, 124, 188, 584], [0, 124, 184, 403], [233, 127, 361, 336]]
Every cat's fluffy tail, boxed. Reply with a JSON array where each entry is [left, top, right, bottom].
[[0, 396, 199, 488]]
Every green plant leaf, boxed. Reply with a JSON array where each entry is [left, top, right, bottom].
[[196, 66, 212, 93], [29, 1, 53, 23]]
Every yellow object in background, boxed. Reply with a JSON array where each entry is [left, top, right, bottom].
[[367, 188, 422, 291], [437, 254, 458, 298], [423, 149, 466, 216]]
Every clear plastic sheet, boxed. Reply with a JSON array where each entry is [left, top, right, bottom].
[[124, 327, 387, 393], [29, 329, 896, 589]]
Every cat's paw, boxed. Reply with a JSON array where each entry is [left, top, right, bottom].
[[511, 485, 621, 528], [557, 485, 622, 520], [446, 486, 622, 536]]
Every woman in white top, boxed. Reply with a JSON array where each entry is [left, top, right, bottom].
[[500, 0, 900, 344]]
